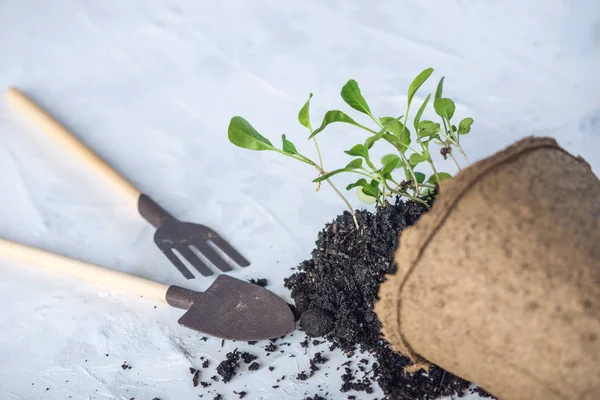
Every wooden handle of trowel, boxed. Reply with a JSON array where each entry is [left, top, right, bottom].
[[0, 238, 169, 303], [4, 87, 142, 207]]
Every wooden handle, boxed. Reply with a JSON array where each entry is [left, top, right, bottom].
[[4, 87, 141, 207], [0, 238, 169, 303]]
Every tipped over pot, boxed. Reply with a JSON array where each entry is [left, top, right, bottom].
[[375, 137, 600, 400]]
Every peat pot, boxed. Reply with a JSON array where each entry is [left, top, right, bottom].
[[375, 137, 600, 400]]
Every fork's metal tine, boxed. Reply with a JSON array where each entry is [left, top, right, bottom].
[[177, 246, 214, 277], [162, 248, 195, 279], [209, 236, 250, 267], [192, 242, 233, 272]]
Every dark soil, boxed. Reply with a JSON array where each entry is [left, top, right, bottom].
[[249, 278, 268, 287], [216, 349, 241, 383], [240, 352, 257, 364], [192, 370, 200, 387], [284, 199, 496, 400]]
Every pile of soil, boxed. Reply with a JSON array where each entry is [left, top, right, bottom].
[[284, 199, 496, 400]]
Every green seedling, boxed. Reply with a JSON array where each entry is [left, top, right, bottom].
[[227, 68, 475, 229]]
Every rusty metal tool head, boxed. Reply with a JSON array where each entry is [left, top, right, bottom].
[[5, 87, 249, 279], [0, 238, 296, 341], [167, 274, 295, 340]]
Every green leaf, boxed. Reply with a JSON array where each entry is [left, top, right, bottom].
[[313, 168, 352, 183], [345, 158, 363, 169], [420, 187, 436, 198], [458, 117, 474, 135], [435, 77, 445, 101], [357, 187, 377, 204], [434, 98, 456, 121], [309, 110, 368, 139], [417, 121, 441, 138], [413, 93, 431, 132], [386, 120, 411, 149], [281, 134, 298, 155], [414, 172, 426, 184], [366, 115, 404, 149], [381, 154, 401, 168], [346, 178, 368, 190], [409, 153, 427, 165], [408, 68, 434, 107], [428, 172, 452, 184], [381, 154, 402, 175], [365, 135, 378, 149], [298, 93, 313, 132], [341, 79, 372, 115], [379, 116, 396, 125], [382, 133, 407, 152], [361, 184, 379, 198], [228, 117, 274, 151], [344, 144, 369, 158], [418, 120, 435, 129]]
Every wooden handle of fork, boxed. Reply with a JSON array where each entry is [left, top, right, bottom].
[[4, 87, 142, 207]]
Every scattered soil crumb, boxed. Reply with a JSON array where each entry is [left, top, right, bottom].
[[192, 370, 200, 387], [248, 362, 260, 371], [265, 342, 277, 352], [217, 349, 241, 383], [234, 391, 247, 398], [241, 352, 257, 364], [121, 362, 132, 370], [297, 372, 309, 381], [341, 367, 373, 393], [249, 278, 268, 287], [202, 359, 210, 368], [268, 366, 275, 371], [309, 352, 328, 375]]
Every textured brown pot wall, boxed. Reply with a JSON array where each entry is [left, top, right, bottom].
[[375, 137, 600, 400]]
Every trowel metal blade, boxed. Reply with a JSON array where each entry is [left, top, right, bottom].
[[177, 274, 296, 341]]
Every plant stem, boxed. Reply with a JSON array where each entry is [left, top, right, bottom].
[[325, 178, 359, 229], [428, 159, 441, 183], [311, 138, 325, 191], [389, 188, 430, 208], [399, 151, 419, 194], [276, 149, 360, 228], [380, 178, 430, 209], [449, 151, 462, 171], [312, 138, 324, 168], [381, 135, 421, 155], [372, 118, 421, 196], [456, 145, 470, 164]]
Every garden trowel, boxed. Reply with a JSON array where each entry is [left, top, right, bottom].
[[0, 238, 296, 341]]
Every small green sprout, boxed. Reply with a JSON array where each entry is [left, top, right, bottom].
[[227, 68, 474, 229]]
